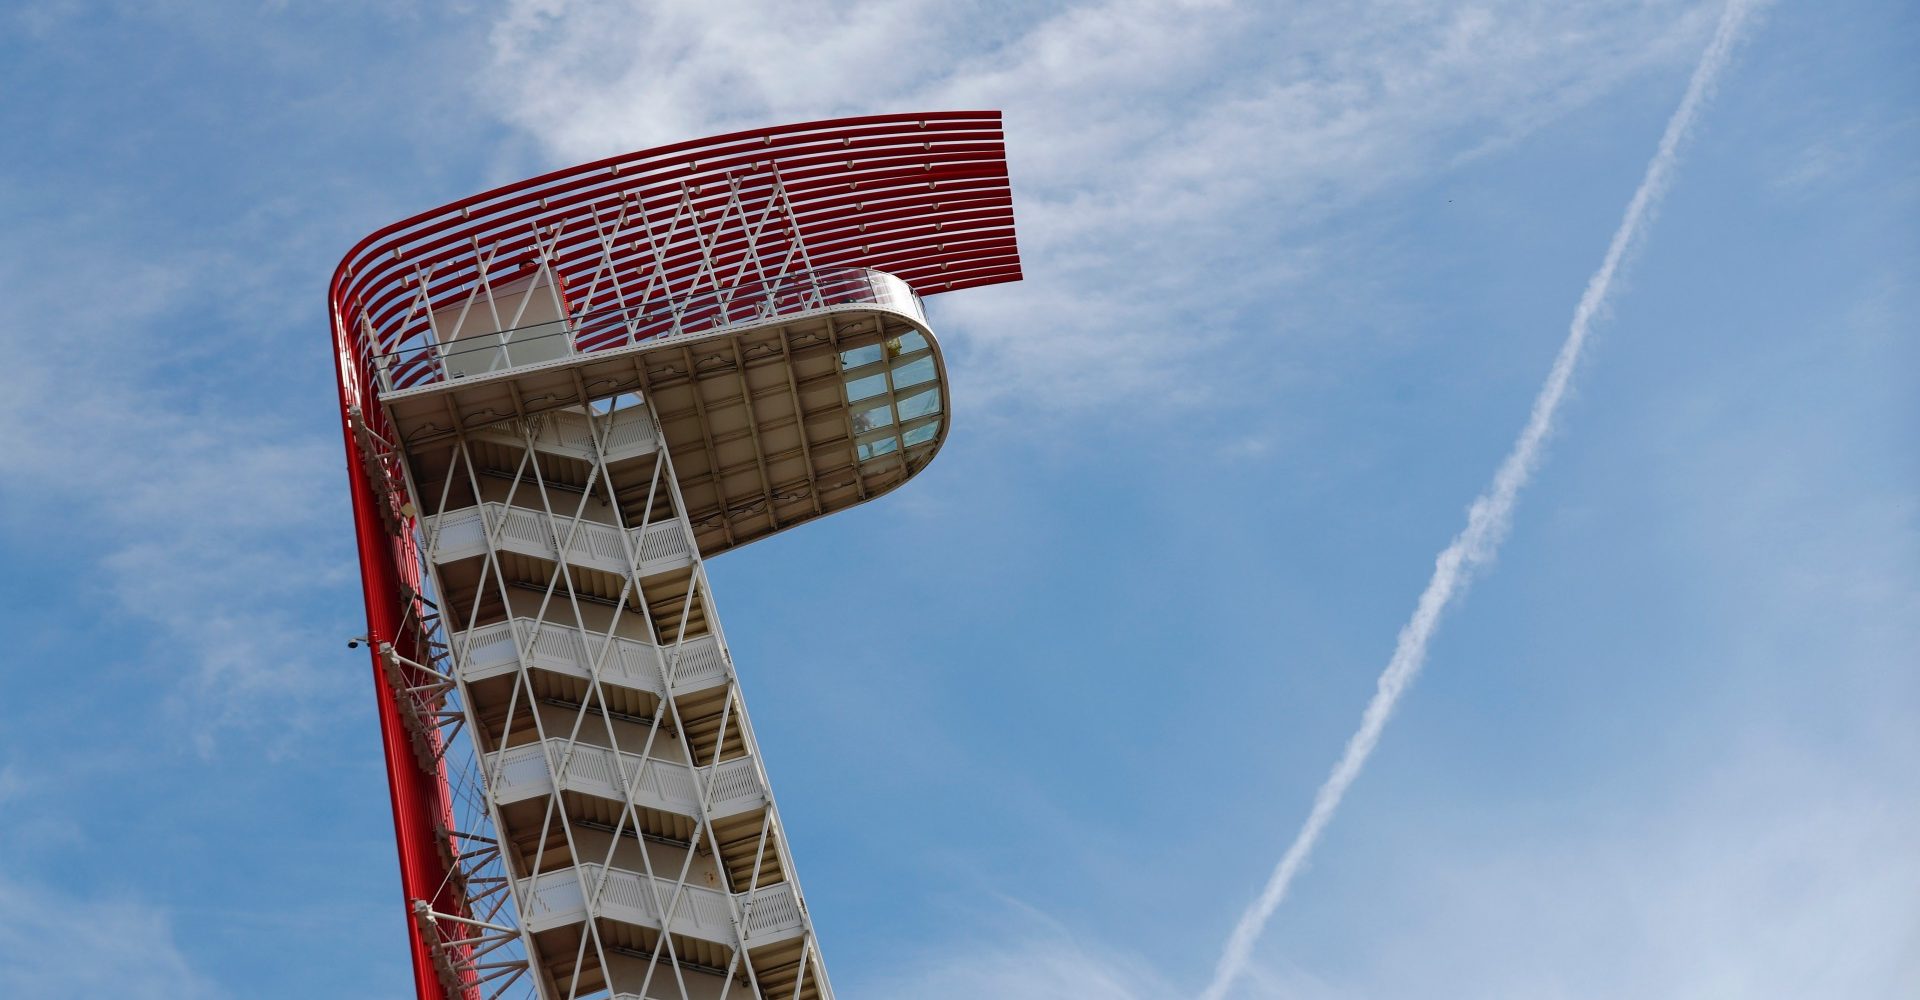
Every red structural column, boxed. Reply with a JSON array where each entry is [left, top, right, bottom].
[[330, 301, 459, 1000]]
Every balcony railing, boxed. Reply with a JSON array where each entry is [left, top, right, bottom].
[[486, 738, 765, 819], [372, 265, 926, 394], [465, 404, 659, 465], [517, 863, 806, 946], [426, 501, 694, 579], [449, 617, 730, 695]]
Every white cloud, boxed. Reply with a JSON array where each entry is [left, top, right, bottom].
[[0, 877, 220, 1000], [0, 226, 354, 752], [1361, 743, 1920, 1000], [845, 733, 1919, 1000], [861, 931, 1349, 1000], [852, 901, 1186, 1000], [0, 763, 25, 806], [484, 0, 1721, 412]]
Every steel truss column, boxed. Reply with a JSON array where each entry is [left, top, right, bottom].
[[407, 394, 828, 1000]]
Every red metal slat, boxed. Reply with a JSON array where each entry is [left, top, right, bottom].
[[335, 112, 1006, 287]]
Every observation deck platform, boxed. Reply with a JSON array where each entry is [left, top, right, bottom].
[[375, 266, 952, 559]]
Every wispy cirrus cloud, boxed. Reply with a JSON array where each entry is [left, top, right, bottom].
[[485, 0, 1721, 411], [0, 876, 219, 1000], [839, 729, 1920, 999], [0, 2, 484, 752], [0, 221, 354, 752]]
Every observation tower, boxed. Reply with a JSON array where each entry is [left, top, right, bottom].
[[329, 112, 1021, 1000]]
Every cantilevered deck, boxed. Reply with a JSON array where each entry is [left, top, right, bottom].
[[380, 266, 953, 557]]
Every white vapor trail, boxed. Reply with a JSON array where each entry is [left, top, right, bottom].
[[1199, 3, 1761, 997]]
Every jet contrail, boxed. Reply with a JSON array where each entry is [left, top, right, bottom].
[[1200, 4, 1760, 997]]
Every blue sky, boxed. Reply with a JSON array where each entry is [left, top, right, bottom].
[[1, 2, 1914, 997]]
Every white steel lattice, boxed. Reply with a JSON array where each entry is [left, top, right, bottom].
[[401, 396, 828, 1000], [379, 167, 829, 394]]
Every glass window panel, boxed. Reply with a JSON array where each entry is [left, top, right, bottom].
[[901, 419, 942, 447], [839, 343, 884, 369], [857, 434, 900, 462], [888, 330, 928, 356], [591, 392, 642, 415], [892, 355, 937, 390], [850, 401, 894, 435], [845, 371, 888, 403], [897, 386, 942, 421]]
